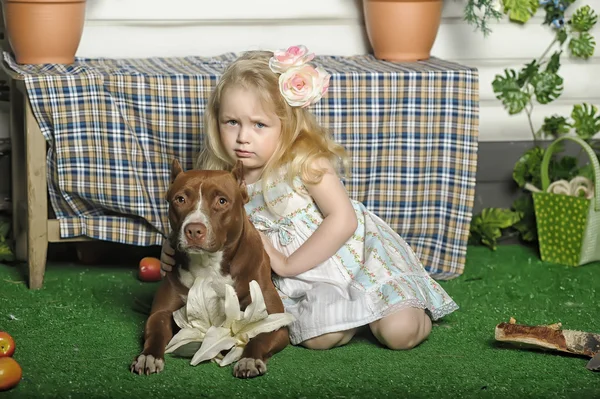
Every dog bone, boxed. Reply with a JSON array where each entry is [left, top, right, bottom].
[[495, 320, 600, 371]]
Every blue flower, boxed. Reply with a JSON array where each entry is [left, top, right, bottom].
[[551, 18, 565, 28]]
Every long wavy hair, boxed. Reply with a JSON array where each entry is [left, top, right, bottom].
[[195, 50, 349, 193]]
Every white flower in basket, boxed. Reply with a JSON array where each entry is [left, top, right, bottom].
[[164, 276, 294, 367]]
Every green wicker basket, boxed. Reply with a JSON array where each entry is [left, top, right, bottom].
[[532, 135, 600, 267]]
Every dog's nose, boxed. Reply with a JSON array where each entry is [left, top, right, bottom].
[[185, 223, 206, 243]]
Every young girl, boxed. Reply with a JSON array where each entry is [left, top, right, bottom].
[[161, 45, 459, 350]]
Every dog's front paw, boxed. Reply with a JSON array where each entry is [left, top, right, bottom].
[[233, 357, 267, 379], [130, 353, 165, 375]]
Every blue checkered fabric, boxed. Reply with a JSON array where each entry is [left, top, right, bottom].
[[4, 51, 479, 279]]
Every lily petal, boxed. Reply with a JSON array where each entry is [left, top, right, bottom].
[[218, 346, 244, 367], [185, 276, 228, 328], [172, 306, 194, 330], [231, 280, 268, 335], [165, 327, 207, 355], [223, 284, 242, 329], [184, 277, 215, 327], [190, 326, 237, 366], [166, 341, 204, 358], [236, 313, 296, 340], [203, 288, 227, 327]]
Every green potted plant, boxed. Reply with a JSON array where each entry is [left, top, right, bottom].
[[468, 0, 600, 250]]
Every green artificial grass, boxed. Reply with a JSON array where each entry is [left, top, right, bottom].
[[0, 245, 598, 398]]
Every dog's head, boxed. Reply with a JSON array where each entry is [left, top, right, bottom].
[[166, 159, 250, 254]]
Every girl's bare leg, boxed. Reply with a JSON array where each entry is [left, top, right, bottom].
[[300, 328, 358, 350], [370, 307, 432, 350]]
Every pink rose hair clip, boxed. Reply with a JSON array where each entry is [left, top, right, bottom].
[[269, 45, 331, 108]]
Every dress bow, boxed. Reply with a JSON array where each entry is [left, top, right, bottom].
[[250, 214, 295, 246]]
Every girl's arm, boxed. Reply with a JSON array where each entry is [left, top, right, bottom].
[[266, 158, 358, 277]]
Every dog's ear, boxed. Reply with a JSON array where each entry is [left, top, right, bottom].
[[231, 160, 244, 184], [231, 161, 249, 204], [171, 159, 183, 183]]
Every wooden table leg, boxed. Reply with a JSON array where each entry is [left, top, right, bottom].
[[24, 96, 48, 289]]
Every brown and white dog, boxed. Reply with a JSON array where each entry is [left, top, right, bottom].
[[130, 159, 289, 378]]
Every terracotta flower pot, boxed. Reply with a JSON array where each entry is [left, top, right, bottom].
[[363, 0, 443, 62], [2, 0, 86, 65]]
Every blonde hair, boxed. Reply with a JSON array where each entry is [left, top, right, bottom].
[[195, 50, 349, 191]]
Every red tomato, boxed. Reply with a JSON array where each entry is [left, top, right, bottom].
[[0, 332, 15, 358], [0, 357, 22, 391], [139, 257, 162, 282]]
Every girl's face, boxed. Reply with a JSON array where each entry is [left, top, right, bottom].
[[218, 86, 282, 184]]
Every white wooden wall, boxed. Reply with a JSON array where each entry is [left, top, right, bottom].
[[77, 0, 600, 142]]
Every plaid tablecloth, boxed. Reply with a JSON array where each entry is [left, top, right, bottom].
[[5, 52, 479, 280]]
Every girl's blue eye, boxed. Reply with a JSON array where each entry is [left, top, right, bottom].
[[256, 122, 266, 129], [227, 120, 238, 126]]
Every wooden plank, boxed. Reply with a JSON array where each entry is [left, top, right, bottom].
[[24, 97, 48, 289], [477, 62, 600, 102], [83, 0, 600, 21], [478, 103, 595, 142], [85, 0, 364, 21], [75, 20, 600, 61], [47, 219, 92, 243]]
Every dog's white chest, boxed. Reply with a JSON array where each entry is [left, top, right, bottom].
[[178, 251, 234, 292]]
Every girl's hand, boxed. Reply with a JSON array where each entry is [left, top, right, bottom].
[[258, 231, 290, 277], [160, 238, 176, 276]]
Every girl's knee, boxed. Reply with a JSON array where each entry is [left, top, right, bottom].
[[301, 329, 356, 350], [370, 307, 432, 350]]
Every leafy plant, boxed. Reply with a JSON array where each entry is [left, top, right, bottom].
[[571, 104, 600, 139], [0, 216, 15, 262], [464, 0, 504, 36], [467, 0, 600, 250], [503, 0, 539, 23], [468, 208, 522, 250]]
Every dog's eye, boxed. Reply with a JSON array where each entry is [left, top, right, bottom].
[[175, 196, 185, 204], [218, 197, 227, 205]]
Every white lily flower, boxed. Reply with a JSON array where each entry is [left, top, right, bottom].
[[165, 276, 294, 367]]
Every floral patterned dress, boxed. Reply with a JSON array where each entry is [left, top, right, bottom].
[[245, 172, 459, 345]]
